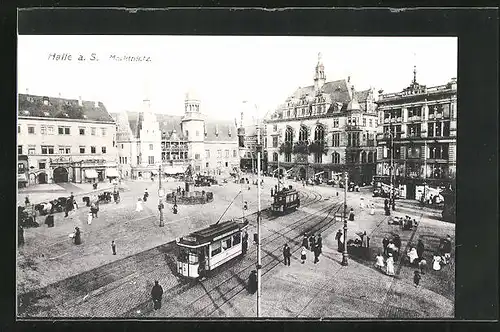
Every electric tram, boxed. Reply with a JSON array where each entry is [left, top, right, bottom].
[[176, 219, 249, 279], [271, 187, 300, 215]]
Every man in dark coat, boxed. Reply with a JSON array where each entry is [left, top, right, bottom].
[[270, 188, 274, 197], [382, 237, 390, 256], [335, 230, 343, 252], [393, 235, 401, 257], [248, 270, 257, 294], [309, 234, 316, 251], [313, 244, 321, 264], [302, 234, 309, 250], [316, 234, 323, 254], [173, 204, 178, 214], [151, 280, 164, 310], [283, 243, 291, 266], [242, 231, 248, 254], [73, 227, 81, 245], [416, 239, 425, 260]]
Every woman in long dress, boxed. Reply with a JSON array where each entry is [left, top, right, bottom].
[[375, 252, 385, 271], [386, 253, 395, 276], [433, 254, 442, 271], [370, 203, 375, 215], [136, 197, 143, 212], [407, 247, 419, 265]]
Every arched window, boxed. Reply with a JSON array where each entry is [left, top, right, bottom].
[[299, 125, 308, 142], [368, 152, 373, 163], [285, 126, 293, 143], [273, 152, 278, 162], [361, 151, 367, 163], [332, 152, 340, 164], [314, 125, 325, 142]]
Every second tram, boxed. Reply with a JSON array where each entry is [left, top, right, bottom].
[[176, 219, 249, 279], [271, 187, 300, 215]]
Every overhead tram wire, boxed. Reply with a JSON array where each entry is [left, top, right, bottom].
[[214, 191, 242, 226]]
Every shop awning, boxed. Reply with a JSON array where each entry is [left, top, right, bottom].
[[151, 169, 159, 175], [85, 169, 98, 179], [17, 174, 27, 182], [164, 166, 185, 175], [105, 168, 120, 178]]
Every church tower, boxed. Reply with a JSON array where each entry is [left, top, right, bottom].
[[181, 90, 205, 172], [313, 52, 326, 93]]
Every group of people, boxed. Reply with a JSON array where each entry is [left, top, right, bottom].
[[384, 198, 396, 215], [300, 233, 323, 264]]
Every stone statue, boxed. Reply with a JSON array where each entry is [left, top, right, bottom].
[[185, 164, 194, 182]]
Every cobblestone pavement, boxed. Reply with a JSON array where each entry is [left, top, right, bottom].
[[17, 179, 454, 318]]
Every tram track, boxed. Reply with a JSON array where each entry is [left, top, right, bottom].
[[19, 186, 324, 317]]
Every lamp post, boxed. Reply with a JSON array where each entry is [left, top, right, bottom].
[[341, 171, 349, 266], [277, 133, 282, 192], [158, 164, 164, 227]]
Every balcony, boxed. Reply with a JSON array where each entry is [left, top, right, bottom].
[[345, 124, 361, 131], [408, 116, 422, 122]]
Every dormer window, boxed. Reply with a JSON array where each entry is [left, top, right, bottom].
[[23, 111, 30, 115], [44, 112, 50, 117], [27, 96, 34, 102], [83, 115, 87, 119]]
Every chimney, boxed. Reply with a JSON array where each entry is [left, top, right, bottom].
[[25, 88, 29, 94], [347, 76, 351, 83], [78, 96, 83, 106]]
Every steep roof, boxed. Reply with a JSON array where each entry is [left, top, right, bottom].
[[18, 94, 114, 123], [205, 119, 238, 142], [157, 114, 186, 140]]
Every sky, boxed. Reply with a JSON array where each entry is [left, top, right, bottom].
[[17, 36, 457, 121]]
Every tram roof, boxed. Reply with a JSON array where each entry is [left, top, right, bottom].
[[178, 220, 247, 246]]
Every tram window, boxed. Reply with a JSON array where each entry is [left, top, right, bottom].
[[222, 237, 232, 250], [233, 233, 241, 245], [211, 241, 222, 256], [188, 251, 199, 264], [178, 248, 189, 263]]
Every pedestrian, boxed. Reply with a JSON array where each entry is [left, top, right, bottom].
[[375, 252, 385, 271], [370, 203, 375, 216], [136, 197, 143, 212], [143, 189, 149, 202], [283, 243, 291, 266], [111, 240, 116, 255], [348, 208, 355, 221], [70, 192, 77, 209], [391, 198, 396, 211], [87, 212, 93, 225], [407, 247, 419, 266], [300, 246, 307, 264], [382, 237, 390, 256], [416, 239, 425, 260], [335, 229, 343, 252], [313, 244, 320, 264], [316, 234, 323, 253], [173, 203, 178, 214], [248, 270, 257, 294], [271, 188, 274, 197], [151, 280, 164, 310], [242, 231, 248, 254], [393, 235, 401, 257], [386, 253, 395, 276], [309, 234, 316, 251], [361, 231, 369, 259], [302, 234, 309, 250], [433, 253, 442, 271], [64, 201, 71, 218], [419, 258, 427, 275], [413, 271, 421, 287], [442, 235, 452, 264], [73, 227, 81, 245], [25, 196, 30, 206]]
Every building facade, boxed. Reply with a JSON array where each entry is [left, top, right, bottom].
[[17, 94, 118, 186], [264, 53, 379, 184], [113, 92, 239, 179], [374, 70, 457, 200], [237, 113, 267, 173]]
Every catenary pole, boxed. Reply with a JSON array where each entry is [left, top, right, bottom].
[[341, 171, 348, 266], [159, 164, 164, 227], [256, 104, 262, 317]]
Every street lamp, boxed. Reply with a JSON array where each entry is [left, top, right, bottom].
[[341, 171, 349, 266], [158, 164, 164, 227], [277, 132, 282, 192]]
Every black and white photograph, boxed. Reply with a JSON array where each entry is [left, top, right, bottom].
[[16, 32, 459, 319]]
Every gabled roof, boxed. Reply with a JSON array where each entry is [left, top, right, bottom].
[[18, 94, 114, 123], [157, 114, 186, 140], [205, 119, 238, 142]]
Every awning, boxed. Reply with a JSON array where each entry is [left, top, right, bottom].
[[17, 174, 27, 182], [105, 168, 120, 178], [151, 170, 159, 175], [164, 166, 185, 175], [85, 169, 98, 179]]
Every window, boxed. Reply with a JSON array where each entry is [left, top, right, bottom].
[[333, 118, 339, 128], [332, 152, 340, 164], [195, 165, 201, 172], [225, 162, 228, 167], [91, 146, 96, 154], [273, 152, 278, 162], [285, 153, 291, 162], [217, 150, 222, 158], [299, 125, 308, 142], [407, 146, 421, 159], [91, 127, 96, 136], [101, 128, 107, 136], [18, 125, 21, 134], [314, 125, 325, 142], [332, 133, 340, 147], [148, 156, 154, 165], [363, 118, 367, 127], [222, 237, 232, 250], [41, 145, 54, 155], [233, 233, 241, 245], [314, 153, 322, 163], [225, 150, 229, 158], [18, 145, 22, 154], [195, 154, 200, 160], [369, 119, 373, 127], [59, 147, 71, 154], [428, 123, 434, 137], [284, 127, 293, 143], [273, 136, 278, 147], [39, 162, 46, 169], [121, 144, 124, 149], [58, 126, 70, 135], [273, 124, 278, 132], [206, 162, 209, 168], [407, 124, 421, 137], [80, 146, 85, 154], [435, 122, 442, 137], [47, 126, 54, 135], [205, 150, 210, 158], [211, 241, 222, 256], [18, 163, 25, 174], [28, 147, 35, 155], [28, 126, 35, 134], [217, 161, 222, 168], [149, 144, 153, 151], [429, 144, 449, 159], [79, 128, 85, 135], [408, 106, 422, 118], [347, 133, 360, 147], [102, 146, 107, 154], [40, 126, 47, 135], [233, 150, 237, 157]]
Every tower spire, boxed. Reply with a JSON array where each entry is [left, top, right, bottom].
[[413, 64, 417, 84], [314, 52, 326, 92]]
